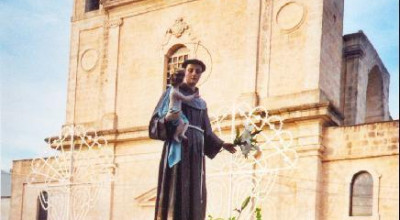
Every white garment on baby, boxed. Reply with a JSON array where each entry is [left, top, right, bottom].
[[168, 87, 182, 113]]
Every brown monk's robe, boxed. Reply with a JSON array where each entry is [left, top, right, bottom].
[[149, 83, 224, 220]]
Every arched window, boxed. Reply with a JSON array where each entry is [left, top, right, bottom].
[[37, 191, 48, 220], [350, 171, 373, 216], [166, 46, 189, 86], [365, 66, 384, 123]]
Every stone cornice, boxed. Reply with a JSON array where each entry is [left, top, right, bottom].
[[102, 0, 145, 9], [343, 44, 365, 59], [51, 102, 343, 149], [45, 126, 148, 149], [323, 153, 399, 163], [102, 0, 200, 13], [267, 102, 343, 125], [343, 31, 390, 75], [106, 18, 123, 28], [343, 31, 367, 42]]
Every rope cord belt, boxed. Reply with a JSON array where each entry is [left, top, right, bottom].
[[188, 124, 204, 133], [188, 124, 205, 204]]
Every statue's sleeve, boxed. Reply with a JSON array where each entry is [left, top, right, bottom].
[[148, 89, 170, 141], [203, 108, 224, 159]]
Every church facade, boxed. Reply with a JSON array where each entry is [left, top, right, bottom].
[[10, 0, 398, 219]]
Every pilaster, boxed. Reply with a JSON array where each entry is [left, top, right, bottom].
[[101, 18, 123, 130]]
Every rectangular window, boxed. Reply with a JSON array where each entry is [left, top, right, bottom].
[[85, 0, 100, 12]]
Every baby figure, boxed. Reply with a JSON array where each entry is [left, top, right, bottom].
[[165, 69, 200, 142]]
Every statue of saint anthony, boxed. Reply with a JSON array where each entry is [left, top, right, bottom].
[[149, 59, 236, 220]]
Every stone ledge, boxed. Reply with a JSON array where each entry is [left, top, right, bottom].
[[322, 153, 398, 163], [343, 44, 365, 58], [102, 0, 145, 9], [51, 103, 343, 150], [267, 102, 343, 126], [102, 0, 197, 10]]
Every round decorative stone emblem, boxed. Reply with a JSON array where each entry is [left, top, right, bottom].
[[81, 49, 99, 72], [276, 2, 306, 33]]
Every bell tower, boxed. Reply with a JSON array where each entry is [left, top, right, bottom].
[[256, 0, 344, 118]]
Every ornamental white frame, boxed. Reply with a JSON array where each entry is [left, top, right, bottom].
[[206, 104, 298, 220]]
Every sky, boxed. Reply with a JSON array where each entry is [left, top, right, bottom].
[[1, 0, 399, 172]]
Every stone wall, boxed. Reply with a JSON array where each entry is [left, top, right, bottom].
[[319, 0, 344, 111], [321, 121, 399, 219], [258, 0, 343, 110], [66, 0, 265, 130], [342, 32, 391, 125], [1, 197, 11, 220], [323, 121, 398, 160], [10, 160, 31, 219], [66, 0, 348, 131]]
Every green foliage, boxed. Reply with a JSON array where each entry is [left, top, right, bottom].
[[208, 197, 262, 220], [251, 129, 262, 136], [255, 207, 262, 220], [240, 196, 251, 211], [233, 126, 241, 146], [207, 214, 225, 220]]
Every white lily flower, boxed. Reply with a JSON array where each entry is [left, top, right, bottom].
[[234, 120, 262, 159], [240, 143, 251, 157], [241, 123, 252, 143], [244, 120, 254, 132]]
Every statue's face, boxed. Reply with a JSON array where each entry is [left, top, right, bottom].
[[184, 64, 203, 87]]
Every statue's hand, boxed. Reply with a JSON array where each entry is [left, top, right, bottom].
[[222, 143, 237, 154]]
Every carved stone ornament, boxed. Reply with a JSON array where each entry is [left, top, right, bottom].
[[343, 44, 365, 59], [107, 18, 123, 28], [276, 1, 306, 33], [166, 17, 189, 38], [81, 48, 99, 72]]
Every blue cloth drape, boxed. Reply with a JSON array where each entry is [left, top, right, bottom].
[[155, 86, 185, 168]]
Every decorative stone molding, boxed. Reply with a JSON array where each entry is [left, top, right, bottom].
[[166, 17, 189, 38], [162, 17, 197, 46], [102, 18, 123, 130], [160, 17, 213, 86], [267, 102, 343, 126], [106, 18, 123, 28], [135, 187, 157, 207], [80, 48, 99, 72], [102, 0, 143, 9], [344, 44, 365, 59], [276, 1, 307, 33]]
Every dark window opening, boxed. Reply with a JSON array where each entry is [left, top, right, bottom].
[[166, 46, 189, 87], [350, 171, 373, 216], [85, 0, 100, 12], [37, 191, 48, 220]]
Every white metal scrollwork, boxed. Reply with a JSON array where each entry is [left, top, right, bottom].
[[27, 125, 114, 220], [207, 104, 298, 219]]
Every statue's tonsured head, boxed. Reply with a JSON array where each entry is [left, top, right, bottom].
[[182, 59, 206, 73], [182, 59, 206, 87]]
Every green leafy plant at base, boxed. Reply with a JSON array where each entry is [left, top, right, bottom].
[[207, 196, 262, 220], [255, 207, 262, 220]]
